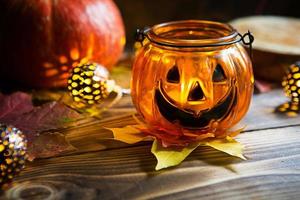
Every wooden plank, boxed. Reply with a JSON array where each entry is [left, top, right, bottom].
[[60, 89, 300, 155], [2, 89, 300, 199], [3, 125, 300, 200], [240, 89, 298, 131]]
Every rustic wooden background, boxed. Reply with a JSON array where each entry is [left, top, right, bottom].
[[1, 87, 300, 200]]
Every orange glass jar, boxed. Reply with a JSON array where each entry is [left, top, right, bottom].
[[131, 20, 254, 141]]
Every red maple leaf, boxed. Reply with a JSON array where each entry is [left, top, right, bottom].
[[0, 92, 81, 160]]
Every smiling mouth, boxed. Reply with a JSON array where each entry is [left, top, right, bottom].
[[155, 82, 237, 129]]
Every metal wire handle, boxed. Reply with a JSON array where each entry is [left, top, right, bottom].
[[238, 31, 255, 61], [135, 28, 254, 60]]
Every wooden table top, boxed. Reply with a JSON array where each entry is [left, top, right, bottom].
[[2, 89, 300, 200]]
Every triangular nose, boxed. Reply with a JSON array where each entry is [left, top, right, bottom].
[[188, 82, 204, 101]]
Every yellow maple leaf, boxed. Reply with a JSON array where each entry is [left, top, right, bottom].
[[151, 139, 201, 170], [151, 136, 246, 170], [105, 126, 148, 144], [204, 136, 246, 160], [107, 124, 246, 170]]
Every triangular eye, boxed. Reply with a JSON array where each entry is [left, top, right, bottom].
[[213, 64, 226, 82], [167, 65, 180, 83]]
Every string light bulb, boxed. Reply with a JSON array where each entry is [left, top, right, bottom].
[[0, 124, 27, 188], [68, 62, 129, 105], [276, 62, 300, 116]]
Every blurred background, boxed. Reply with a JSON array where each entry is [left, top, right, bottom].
[[114, 0, 300, 49], [0, 0, 299, 90]]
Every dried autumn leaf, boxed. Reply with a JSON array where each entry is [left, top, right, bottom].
[[0, 92, 34, 121], [0, 92, 81, 134], [204, 136, 246, 160], [107, 122, 246, 170], [151, 139, 200, 170], [0, 92, 82, 160], [151, 136, 246, 170], [27, 132, 77, 161], [105, 125, 148, 144], [12, 101, 81, 135], [14, 102, 81, 159]]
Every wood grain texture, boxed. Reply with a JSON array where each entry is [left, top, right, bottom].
[[63, 89, 299, 155], [2, 89, 300, 200]]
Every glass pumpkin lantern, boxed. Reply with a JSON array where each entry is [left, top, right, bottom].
[[131, 20, 254, 140]]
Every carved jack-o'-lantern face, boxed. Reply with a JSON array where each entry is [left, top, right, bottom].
[[131, 20, 254, 136], [155, 60, 236, 129]]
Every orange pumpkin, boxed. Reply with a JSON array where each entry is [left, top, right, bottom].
[[0, 0, 125, 88], [132, 20, 254, 139]]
